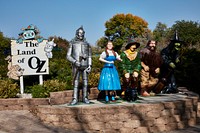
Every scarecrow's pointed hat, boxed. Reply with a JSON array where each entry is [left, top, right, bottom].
[[125, 35, 140, 49]]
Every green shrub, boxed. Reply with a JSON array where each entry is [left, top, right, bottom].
[[30, 85, 46, 98], [43, 79, 67, 92], [48, 58, 73, 83], [88, 72, 100, 87], [31, 79, 68, 98], [0, 65, 8, 78], [88, 56, 102, 87], [0, 79, 19, 98], [175, 48, 200, 94]]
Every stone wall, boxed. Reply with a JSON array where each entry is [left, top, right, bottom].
[[0, 88, 98, 110], [35, 94, 199, 133], [49, 88, 99, 105], [0, 98, 50, 110], [0, 87, 199, 133]]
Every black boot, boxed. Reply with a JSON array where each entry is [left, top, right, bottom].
[[125, 87, 131, 101], [131, 89, 138, 101]]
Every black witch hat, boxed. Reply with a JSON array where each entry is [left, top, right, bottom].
[[171, 30, 183, 43]]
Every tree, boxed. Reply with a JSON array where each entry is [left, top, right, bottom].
[[152, 22, 170, 50], [0, 32, 11, 78], [0, 32, 10, 50], [0, 32, 11, 59], [48, 36, 69, 51], [153, 22, 168, 42], [97, 13, 148, 52], [170, 20, 200, 47]]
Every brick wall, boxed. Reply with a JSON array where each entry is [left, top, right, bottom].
[[35, 94, 199, 133], [0, 87, 199, 133], [0, 98, 50, 110], [49, 87, 99, 105], [0, 88, 99, 110]]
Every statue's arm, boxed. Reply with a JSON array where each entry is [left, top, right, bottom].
[[88, 45, 92, 66], [66, 43, 76, 64]]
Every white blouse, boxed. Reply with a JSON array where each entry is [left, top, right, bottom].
[[100, 50, 120, 59]]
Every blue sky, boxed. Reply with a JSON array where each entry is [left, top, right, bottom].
[[0, 0, 200, 45]]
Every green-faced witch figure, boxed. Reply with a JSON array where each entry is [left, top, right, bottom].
[[159, 30, 184, 94]]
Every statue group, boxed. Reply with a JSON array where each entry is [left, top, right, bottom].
[[66, 27, 183, 105]]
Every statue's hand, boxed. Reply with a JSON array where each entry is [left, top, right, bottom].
[[109, 61, 114, 64], [144, 66, 149, 72], [155, 68, 160, 74], [85, 66, 92, 73], [175, 58, 180, 63], [133, 71, 139, 78], [169, 62, 176, 69], [74, 61, 81, 67], [117, 57, 122, 62], [125, 73, 130, 78]]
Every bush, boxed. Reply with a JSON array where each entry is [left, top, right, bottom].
[[88, 56, 103, 87], [175, 48, 200, 94], [30, 85, 46, 98], [48, 58, 73, 87], [88, 72, 100, 87], [0, 61, 8, 78], [43, 79, 67, 92], [0, 79, 19, 98], [30, 79, 68, 98]]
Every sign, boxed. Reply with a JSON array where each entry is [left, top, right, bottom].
[[11, 40, 49, 75]]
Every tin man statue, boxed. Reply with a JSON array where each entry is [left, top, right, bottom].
[[66, 26, 92, 105]]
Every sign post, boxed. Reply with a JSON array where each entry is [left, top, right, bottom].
[[20, 76, 24, 94], [39, 75, 43, 85]]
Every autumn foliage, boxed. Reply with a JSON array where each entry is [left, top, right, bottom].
[[98, 13, 148, 51]]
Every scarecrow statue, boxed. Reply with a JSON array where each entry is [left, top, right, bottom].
[[119, 36, 141, 101]]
